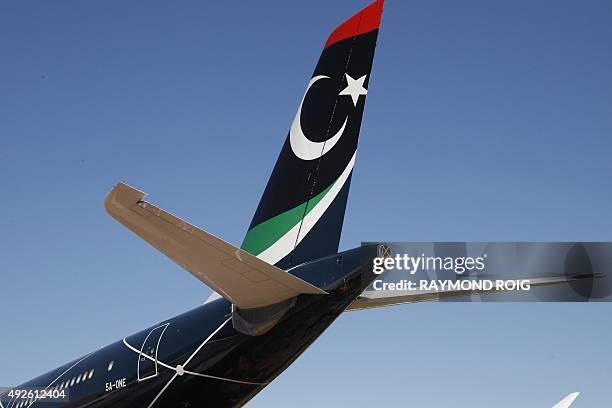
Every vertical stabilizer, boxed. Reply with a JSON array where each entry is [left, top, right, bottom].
[[552, 392, 580, 408], [242, 0, 384, 269]]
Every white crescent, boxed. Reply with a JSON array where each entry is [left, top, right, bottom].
[[290, 75, 348, 161]]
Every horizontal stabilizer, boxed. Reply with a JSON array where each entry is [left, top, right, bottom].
[[104, 182, 326, 309]]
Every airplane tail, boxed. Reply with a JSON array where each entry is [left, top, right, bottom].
[[552, 392, 580, 408], [241, 0, 384, 269]]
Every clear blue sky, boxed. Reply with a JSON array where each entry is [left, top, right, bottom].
[[1, 1, 611, 406]]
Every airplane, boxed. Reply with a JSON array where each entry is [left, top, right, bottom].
[[2, 2, 386, 407], [0, 1, 595, 407]]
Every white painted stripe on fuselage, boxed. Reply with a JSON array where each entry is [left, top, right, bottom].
[[147, 317, 229, 407], [122, 338, 176, 371], [123, 336, 268, 385], [24, 351, 95, 408]]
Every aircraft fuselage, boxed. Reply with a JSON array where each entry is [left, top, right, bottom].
[[5, 249, 371, 408]]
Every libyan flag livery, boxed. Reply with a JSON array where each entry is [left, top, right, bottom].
[[242, 0, 384, 269]]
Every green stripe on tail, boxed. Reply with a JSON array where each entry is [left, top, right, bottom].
[[241, 181, 336, 256]]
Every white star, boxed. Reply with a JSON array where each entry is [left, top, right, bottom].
[[339, 74, 368, 107]]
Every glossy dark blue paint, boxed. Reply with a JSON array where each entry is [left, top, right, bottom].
[[3, 248, 374, 408]]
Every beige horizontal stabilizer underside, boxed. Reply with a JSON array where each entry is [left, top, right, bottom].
[[104, 182, 326, 309]]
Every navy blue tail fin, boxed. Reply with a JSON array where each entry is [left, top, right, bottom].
[[241, 1, 384, 269]]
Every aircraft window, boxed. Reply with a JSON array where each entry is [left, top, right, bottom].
[[88, 369, 94, 379], [70, 377, 75, 386], [76, 374, 81, 384], [107, 361, 114, 371]]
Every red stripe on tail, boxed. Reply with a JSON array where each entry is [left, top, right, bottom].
[[324, 0, 384, 49]]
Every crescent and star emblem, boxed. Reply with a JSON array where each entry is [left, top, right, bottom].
[[290, 73, 368, 161]]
